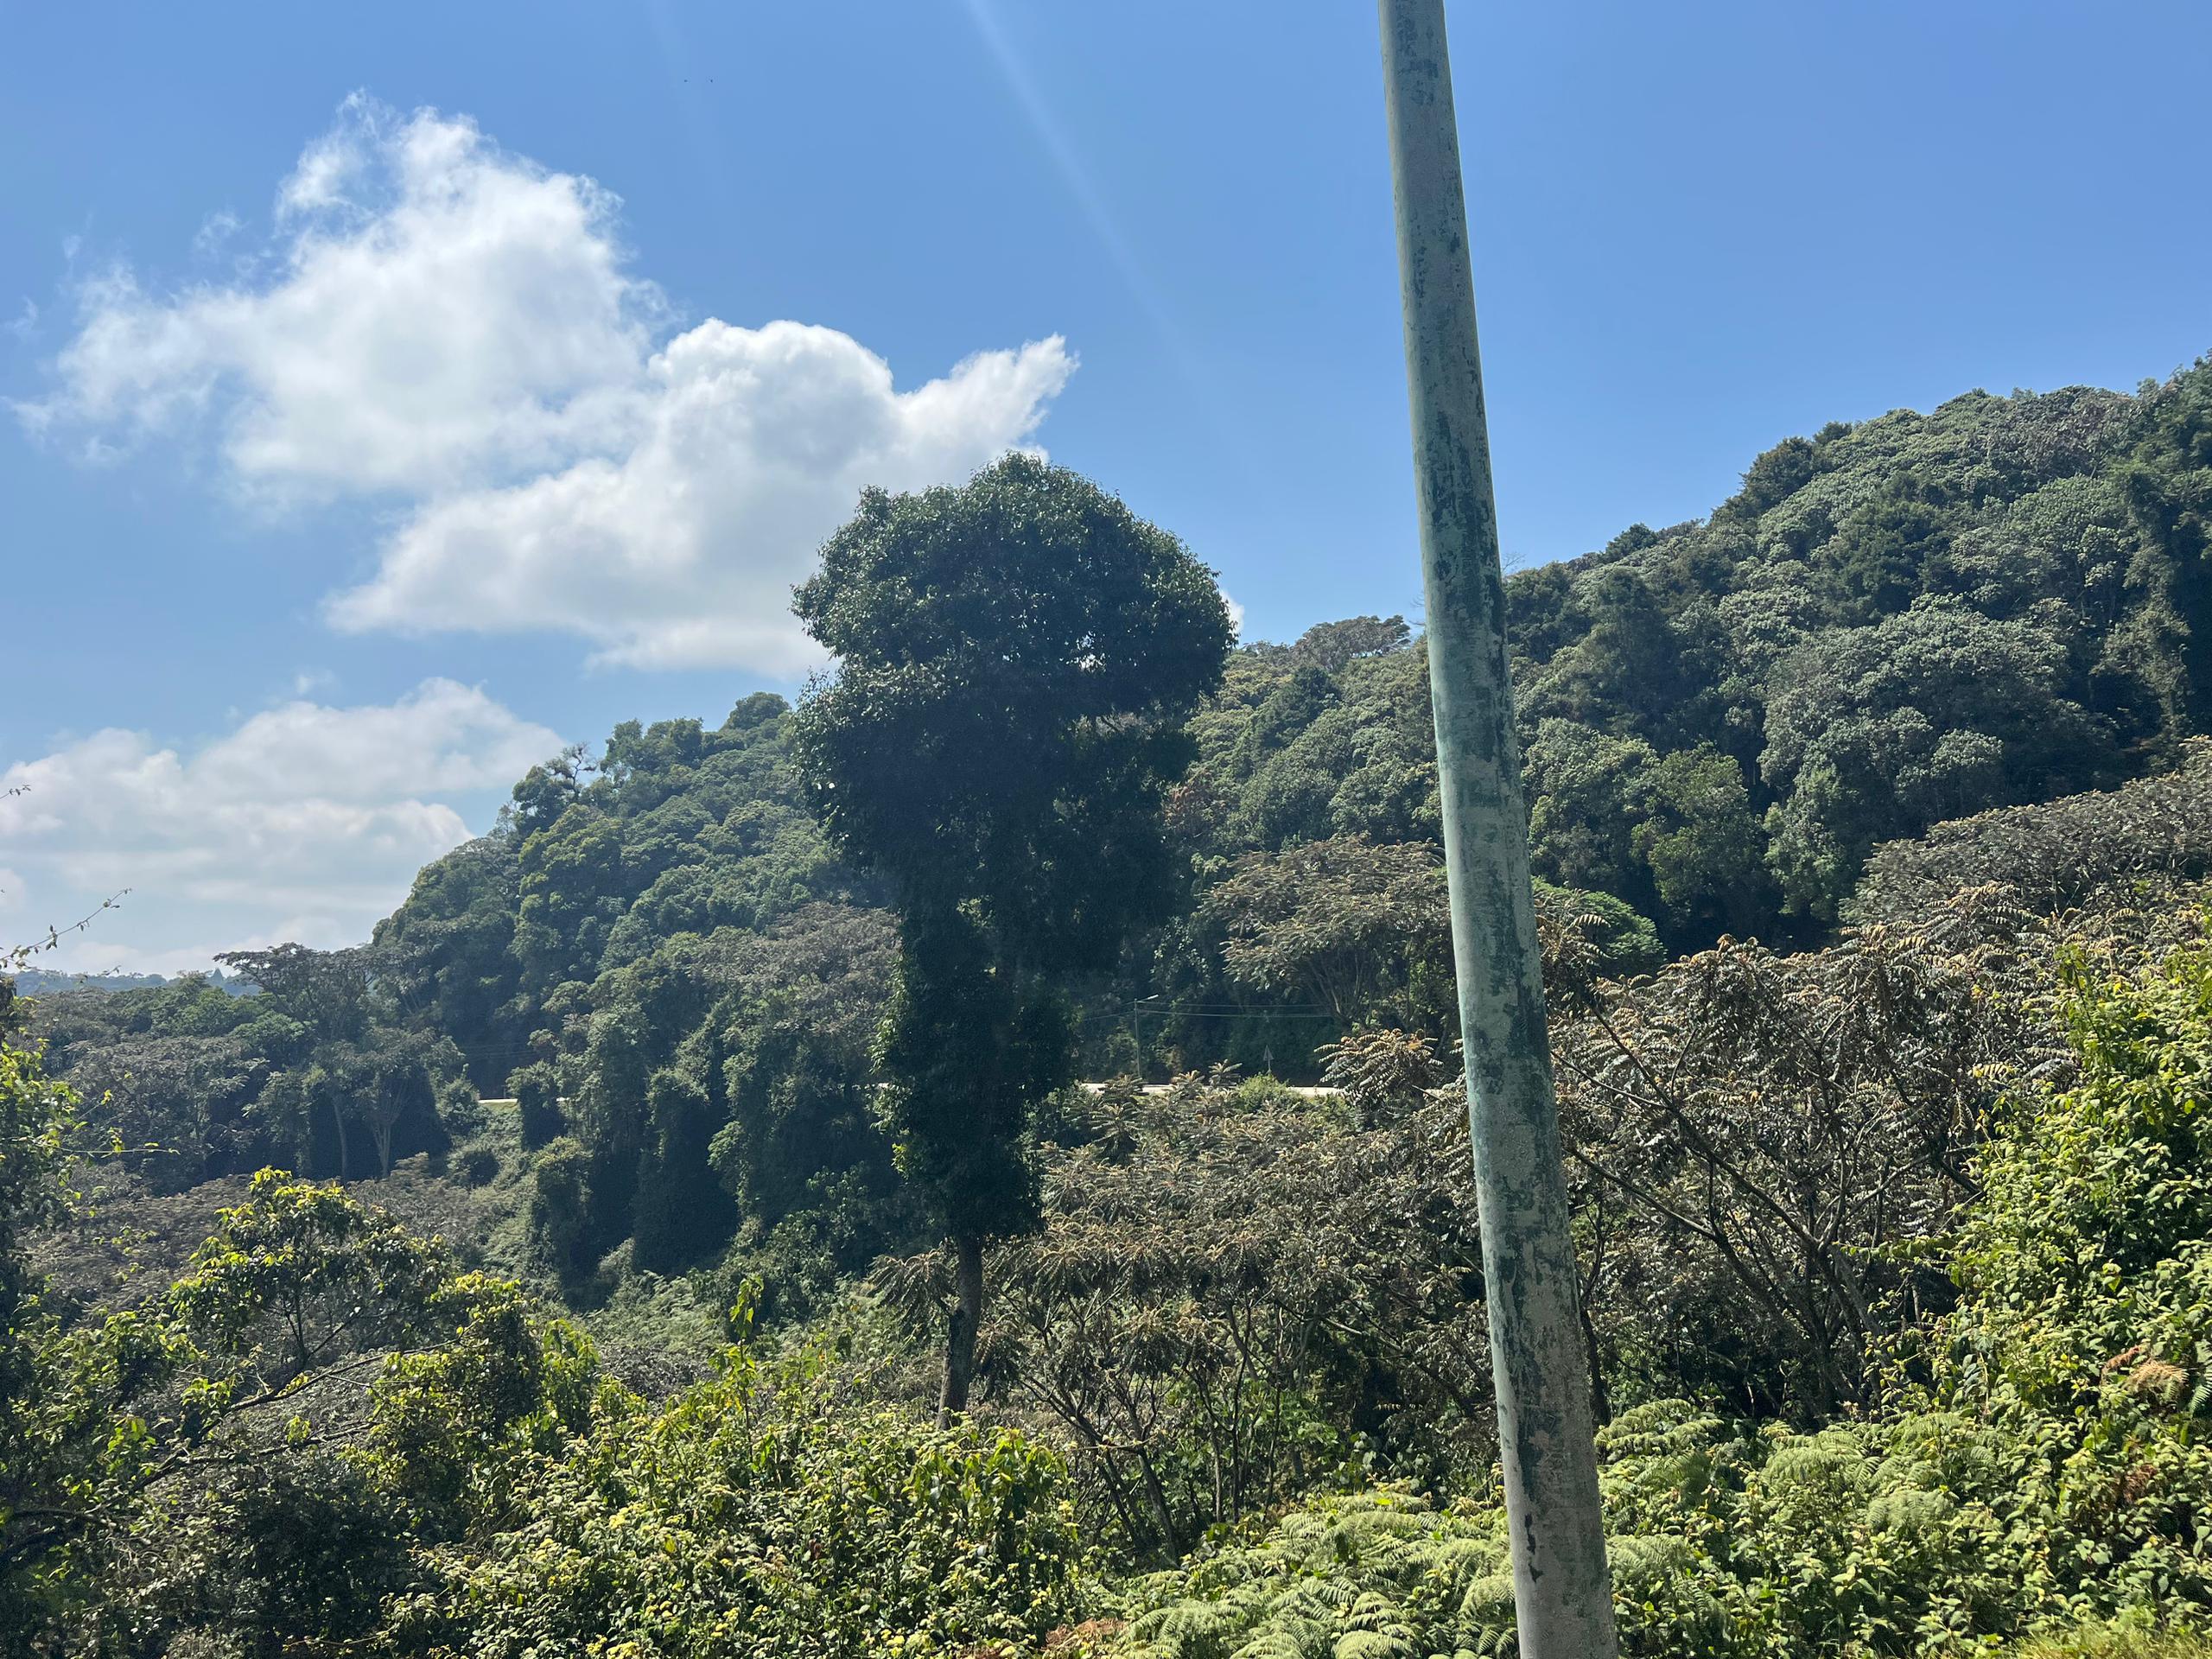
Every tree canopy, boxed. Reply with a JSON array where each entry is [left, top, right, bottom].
[[791, 454, 1233, 1415]]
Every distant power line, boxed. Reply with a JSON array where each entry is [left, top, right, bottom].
[[1131, 1001, 1334, 1018]]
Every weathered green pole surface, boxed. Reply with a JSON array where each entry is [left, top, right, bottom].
[[1377, 3, 1620, 1655]]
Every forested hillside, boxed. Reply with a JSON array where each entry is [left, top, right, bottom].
[[10, 359, 2212, 1656], [38, 361, 2212, 1287]]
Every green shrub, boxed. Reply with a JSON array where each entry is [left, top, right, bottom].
[[365, 1275, 604, 1539], [2007, 1624, 2212, 1659], [439, 1075, 485, 1138], [404, 1346, 1090, 1658], [1113, 938, 2212, 1657], [528, 1135, 591, 1276], [506, 1062, 564, 1151], [1226, 1072, 1310, 1112], [128, 1451, 416, 1653], [1911, 939, 2212, 1620]]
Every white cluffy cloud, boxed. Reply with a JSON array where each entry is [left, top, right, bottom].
[[333, 322, 1075, 674], [27, 96, 657, 499], [0, 680, 562, 974], [22, 96, 1077, 673]]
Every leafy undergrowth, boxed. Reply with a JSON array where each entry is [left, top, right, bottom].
[[2009, 1624, 2212, 1659], [13, 909, 2212, 1656], [1109, 940, 2212, 1658], [399, 1363, 1090, 1658]]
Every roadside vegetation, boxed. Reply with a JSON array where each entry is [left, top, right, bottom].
[[10, 355, 2212, 1655]]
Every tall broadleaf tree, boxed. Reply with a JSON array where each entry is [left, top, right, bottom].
[[792, 454, 1233, 1420]]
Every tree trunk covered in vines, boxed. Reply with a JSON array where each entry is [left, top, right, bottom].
[[938, 1230, 984, 1427]]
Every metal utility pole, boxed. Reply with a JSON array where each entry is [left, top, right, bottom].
[[1376, 3, 1619, 1656]]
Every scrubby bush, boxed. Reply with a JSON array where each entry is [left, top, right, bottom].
[[1113, 935, 2212, 1656], [438, 1074, 484, 1136], [506, 1061, 565, 1150], [2009, 1625, 2212, 1658], [2, 1080, 1084, 1659], [1853, 741, 2212, 922], [402, 1344, 1090, 1658], [917, 1068, 1491, 1560], [527, 1135, 592, 1277]]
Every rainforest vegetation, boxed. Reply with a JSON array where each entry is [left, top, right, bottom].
[[8, 358, 2212, 1656]]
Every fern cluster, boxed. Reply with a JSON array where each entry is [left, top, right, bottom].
[[1111, 939, 2212, 1658]]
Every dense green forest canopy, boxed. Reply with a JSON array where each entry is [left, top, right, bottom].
[[12, 773, 2212, 1655], [10, 355, 2212, 1656], [38, 359, 2212, 1249]]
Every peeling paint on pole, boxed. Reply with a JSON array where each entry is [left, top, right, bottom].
[[1376, 3, 1620, 1655]]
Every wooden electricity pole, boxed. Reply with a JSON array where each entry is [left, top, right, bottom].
[[1376, 3, 1619, 1654]]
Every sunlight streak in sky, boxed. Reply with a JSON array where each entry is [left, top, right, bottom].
[[957, 0, 1165, 338], [956, 0, 1262, 483]]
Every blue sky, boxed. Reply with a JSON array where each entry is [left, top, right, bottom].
[[4, 0, 2209, 972]]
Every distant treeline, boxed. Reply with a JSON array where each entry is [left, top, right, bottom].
[[10, 968, 252, 997]]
